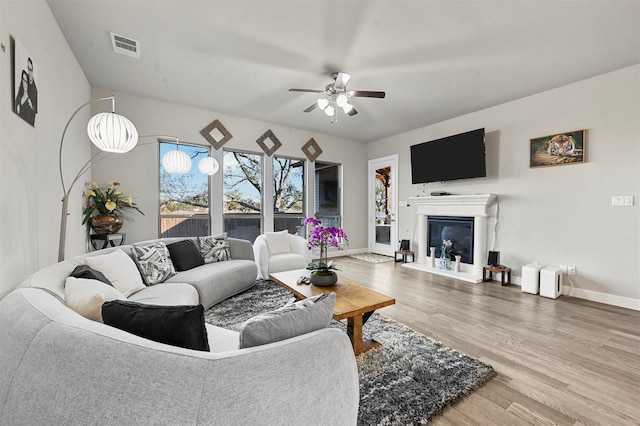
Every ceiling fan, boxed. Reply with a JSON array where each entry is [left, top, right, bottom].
[[289, 72, 385, 123]]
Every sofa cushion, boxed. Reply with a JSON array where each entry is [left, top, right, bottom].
[[165, 260, 257, 309], [238, 292, 336, 349], [264, 230, 290, 256], [167, 239, 205, 271], [85, 249, 145, 297], [102, 300, 210, 352], [64, 277, 126, 322], [198, 234, 231, 264], [128, 283, 199, 306], [132, 242, 176, 285], [71, 264, 113, 287]]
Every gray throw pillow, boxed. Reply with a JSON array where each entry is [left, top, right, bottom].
[[198, 234, 231, 264], [132, 242, 177, 285], [238, 292, 336, 349]]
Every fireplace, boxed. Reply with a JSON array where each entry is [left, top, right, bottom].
[[404, 194, 496, 283], [428, 216, 474, 264]]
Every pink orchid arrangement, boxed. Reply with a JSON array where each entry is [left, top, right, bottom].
[[304, 216, 348, 271]]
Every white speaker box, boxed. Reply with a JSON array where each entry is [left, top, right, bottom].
[[521, 263, 545, 294], [540, 266, 563, 299]]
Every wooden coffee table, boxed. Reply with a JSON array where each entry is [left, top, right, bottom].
[[269, 269, 395, 355]]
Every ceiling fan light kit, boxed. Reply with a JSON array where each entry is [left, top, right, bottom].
[[289, 72, 385, 123]]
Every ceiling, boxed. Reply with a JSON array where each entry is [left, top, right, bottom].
[[47, 1, 640, 143]]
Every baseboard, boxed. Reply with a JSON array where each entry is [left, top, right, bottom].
[[563, 287, 640, 311], [505, 277, 638, 311]]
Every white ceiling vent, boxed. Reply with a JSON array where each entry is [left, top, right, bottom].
[[110, 32, 140, 59]]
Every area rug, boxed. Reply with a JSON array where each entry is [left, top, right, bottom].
[[349, 252, 395, 263], [204, 280, 496, 425]]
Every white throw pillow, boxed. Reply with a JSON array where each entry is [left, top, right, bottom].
[[64, 277, 126, 323], [85, 249, 145, 297], [265, 230, 291, 256]]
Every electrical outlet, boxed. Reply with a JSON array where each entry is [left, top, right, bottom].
[[559, 264, 568, 274], [568, 265, 577, 275]]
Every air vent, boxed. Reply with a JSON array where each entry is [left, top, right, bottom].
[[110, 32, 140, 59]]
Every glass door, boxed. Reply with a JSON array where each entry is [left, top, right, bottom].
[[368, 155, 398, 257]]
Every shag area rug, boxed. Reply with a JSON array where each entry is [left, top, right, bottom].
[[349, 252, 395, 263], [204, 280, 496, 425]]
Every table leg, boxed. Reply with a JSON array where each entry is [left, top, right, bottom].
[[346, 311, 378, 356], [347, 315, 363, 355]]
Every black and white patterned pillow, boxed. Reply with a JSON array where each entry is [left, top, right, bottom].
[[132, 242, 177, 285], [198, 234, 231, 264]]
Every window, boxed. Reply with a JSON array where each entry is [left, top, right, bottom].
[[314, 161, 340, 229], [273, 155, 305, 235], [159, 141, 210, 237], [223, 149, 263, 242]]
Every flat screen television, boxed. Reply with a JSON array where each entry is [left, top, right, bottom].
[[410, 128, 486, 184]]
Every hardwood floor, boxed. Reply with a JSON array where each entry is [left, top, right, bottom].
[[334, 256, 640, 426]]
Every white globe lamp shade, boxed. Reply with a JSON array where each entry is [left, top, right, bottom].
[[198, 157, 219, 175], [87, 112, 138, 153], [336, 94, 349, 107], [162, 149, 192, 173], [317, 98, 329, 110], [324, 104, 335, 116]]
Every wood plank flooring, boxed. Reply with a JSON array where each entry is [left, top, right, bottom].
[[334, 256, 640, 426]]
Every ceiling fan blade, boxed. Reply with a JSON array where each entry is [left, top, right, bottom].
[[347, 90, 386, 98], [303, 103, 318, 113], [346, 106, 358, 116], [334, 72, 351, 91], [289, 88, 324, 93]]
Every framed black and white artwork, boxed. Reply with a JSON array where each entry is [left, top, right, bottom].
[[13, 38, 38, 127]]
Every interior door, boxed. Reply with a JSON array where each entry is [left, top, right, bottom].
[[368, 155, 398, 257]]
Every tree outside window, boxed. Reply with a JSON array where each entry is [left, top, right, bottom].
[[273, 156, 304, 234], [159, 142, 210, 237]]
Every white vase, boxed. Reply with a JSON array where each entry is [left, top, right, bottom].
[[455, 255, 461, 272], [430, 247, 435, 267]]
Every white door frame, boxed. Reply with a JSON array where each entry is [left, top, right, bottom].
[[368, 155, 398, 256]]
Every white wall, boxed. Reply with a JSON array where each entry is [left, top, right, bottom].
[[89, 87, 368, 251], [0, 1, 91, 298], [368, 65, 640, 308]]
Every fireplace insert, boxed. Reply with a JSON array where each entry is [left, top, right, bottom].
[[428, 216, 474, 264]]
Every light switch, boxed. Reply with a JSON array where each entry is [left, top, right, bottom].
[[612, 196, 634, 206]]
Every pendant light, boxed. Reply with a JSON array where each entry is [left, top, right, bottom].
[[162, 139, 191, 173], [198, 156, 220, 175]]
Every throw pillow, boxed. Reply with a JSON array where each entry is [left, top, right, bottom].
[[71, 264, 113, 287], [85, 249, 146, 297], [132, 242, 177, 285], [166, 239, 205, 271], [198, 234, 231, 264], [102, 300, 210, 352], [238, 292, 336, 349], [264, 230, 291, 256], [64, 277, 126, 323]]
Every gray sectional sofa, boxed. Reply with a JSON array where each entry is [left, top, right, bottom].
[[0, 236, 360, 425]]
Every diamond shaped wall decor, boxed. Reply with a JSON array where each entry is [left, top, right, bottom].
[[301, 138, 322, 162], [200, 119, 232, 150], [256, 129, 282, 157]]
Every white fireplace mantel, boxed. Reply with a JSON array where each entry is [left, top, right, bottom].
[[405, 194, 496, 283]]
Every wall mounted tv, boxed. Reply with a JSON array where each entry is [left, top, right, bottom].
[[410, 128, 486, 184]]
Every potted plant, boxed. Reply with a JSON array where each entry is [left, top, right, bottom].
[[82, 181, 144, 235], [304, 216, 348, 286]]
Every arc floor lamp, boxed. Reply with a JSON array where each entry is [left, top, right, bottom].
[[58, 96, 220, 261], [58, 96, 138, 262]]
